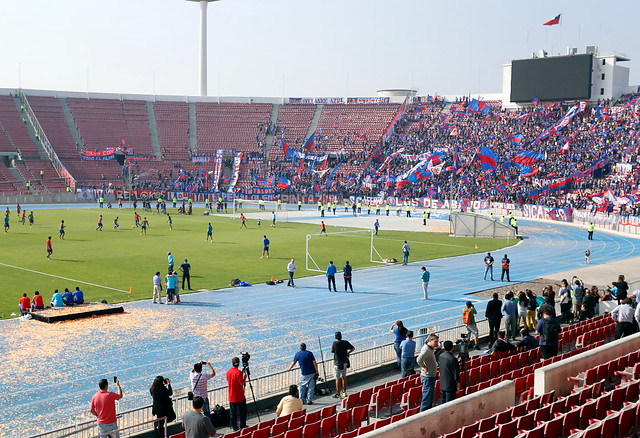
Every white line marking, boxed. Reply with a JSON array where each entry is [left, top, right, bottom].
[[0, 262, 129, 293]]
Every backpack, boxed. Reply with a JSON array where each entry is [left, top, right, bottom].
[[462, 308, 473, 325], [543, 319, 559, 344], [210, 404, 229, 428]]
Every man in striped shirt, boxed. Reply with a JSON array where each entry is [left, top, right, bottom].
[[190, 361, 216, 419]]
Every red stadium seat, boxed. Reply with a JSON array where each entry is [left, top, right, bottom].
[[302, 420, 321, 438]]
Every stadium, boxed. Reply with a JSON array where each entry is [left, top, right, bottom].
[[1, 2, 640, 438]]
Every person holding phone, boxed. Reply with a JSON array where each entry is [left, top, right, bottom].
[[90, 377, 124, 438], [150, 376, 175, 437]]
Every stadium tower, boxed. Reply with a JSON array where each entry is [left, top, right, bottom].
[[186, 0, 220, 96]]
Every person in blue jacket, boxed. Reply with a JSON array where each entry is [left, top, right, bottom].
[[326, 261, 337, 292]]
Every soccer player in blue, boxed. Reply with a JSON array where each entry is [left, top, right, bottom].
[[205, 222, 213, 242], [261, 235, 270, 258]]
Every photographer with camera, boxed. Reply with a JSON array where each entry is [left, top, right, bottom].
[[226, 356, 248, 431], [149, 376, 175, 437], [286, 343, 319, 405], [190, 361, 216, 420]]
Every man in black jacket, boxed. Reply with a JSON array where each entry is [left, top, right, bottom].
[[438, 341, 460, 404], [485, 293, 503, 344]]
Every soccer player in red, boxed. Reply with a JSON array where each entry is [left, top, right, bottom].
[[46, 236, 53, 260]]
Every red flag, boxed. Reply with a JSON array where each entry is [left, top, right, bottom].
[[543, 14, 560, 26]]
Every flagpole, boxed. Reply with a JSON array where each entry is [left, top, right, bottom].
[[559, 13, 562, 56]]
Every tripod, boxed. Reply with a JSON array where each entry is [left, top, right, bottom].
[[243, 364, 261, 423]]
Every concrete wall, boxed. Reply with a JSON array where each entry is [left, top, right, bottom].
[[533, 331, 640, 398], [361, 381, 515, 438]]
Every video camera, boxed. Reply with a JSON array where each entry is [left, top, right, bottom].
[[240, 352, 250, 368], [456, 334, 470, 359]]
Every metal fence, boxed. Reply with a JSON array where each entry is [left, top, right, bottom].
[[27, 318, 481, 438]]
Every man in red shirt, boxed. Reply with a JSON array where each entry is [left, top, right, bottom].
[[32, 291, 44, 310], [46, 237, 52, 261], [90, 378, 124, 438], [19, 293, 31, 314], [226, 357, 247, 431]]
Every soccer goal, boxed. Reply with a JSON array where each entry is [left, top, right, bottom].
[[232, 199, 288, 222], [305, 229, 387, 272]]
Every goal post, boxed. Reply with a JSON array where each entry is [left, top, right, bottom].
[[305, 229, 387, 272], [232, 199, 288, 222]]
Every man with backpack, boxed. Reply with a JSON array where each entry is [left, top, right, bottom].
[[462, 301, 480, 350], [535, 309, 561, 359]]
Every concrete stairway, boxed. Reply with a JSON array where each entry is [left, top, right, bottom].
[[12, 95, 49, 160], [146, 102, 162, 159], [60, 98, 84, 153], [262, 103, 280, 152], [306, 104, 323, 139], [188, 102, 198, 154]]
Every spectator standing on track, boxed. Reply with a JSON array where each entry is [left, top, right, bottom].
[[287, 258, 296, 288], [612, 298, 637, 339], [331, 331, 355, 398], [90, 378, 124, 438], [150, 376, 175, 438], [286, 343, 319, 405], [343, 261, 353, 292], [167, 252, 174, 272], [485, 293, 503, 344], [462, 301, 480, 349], [180, 259, 192, 290], [438, 341, 460, 404], [416, 334, 439, 412], [501, 254, 510, 282], [190, 361, 216, 419], [402, 241, 410, 265], [389, 321, 408, 370], [483, 252, 494, 281], [501, 292, 518, 340], [226, 357, 247, 431], [535, 309, 561, 359], [182, 397, 215, 438], [587, 223, 595, 240], [399, 330, 416, 377], [326, 261, 337, 292], [420, 266, 430, 300], [152, 271, 163, 304]]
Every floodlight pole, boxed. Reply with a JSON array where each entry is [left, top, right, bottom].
[[187, 0, 220, 96]]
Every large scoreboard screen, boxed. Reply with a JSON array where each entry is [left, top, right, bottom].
[[510, 54, 592, 102]]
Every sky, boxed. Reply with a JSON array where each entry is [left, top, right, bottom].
[[0, 0, 638, 98]]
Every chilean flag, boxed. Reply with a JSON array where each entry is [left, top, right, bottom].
[[303, 132, 315, 153], [543, 14, 560, 26]]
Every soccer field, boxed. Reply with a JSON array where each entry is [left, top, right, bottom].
[[0, 207, 513, 317]]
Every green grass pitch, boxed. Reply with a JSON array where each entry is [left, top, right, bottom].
[[0, 207, 513, 317]]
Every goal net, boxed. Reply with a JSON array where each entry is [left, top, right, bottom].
[[232, 199, 288, 222], [305, 228, 386, 273]]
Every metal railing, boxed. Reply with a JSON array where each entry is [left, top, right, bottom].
[[22, 317, 512, 438], [19, 90, 77, 190]]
